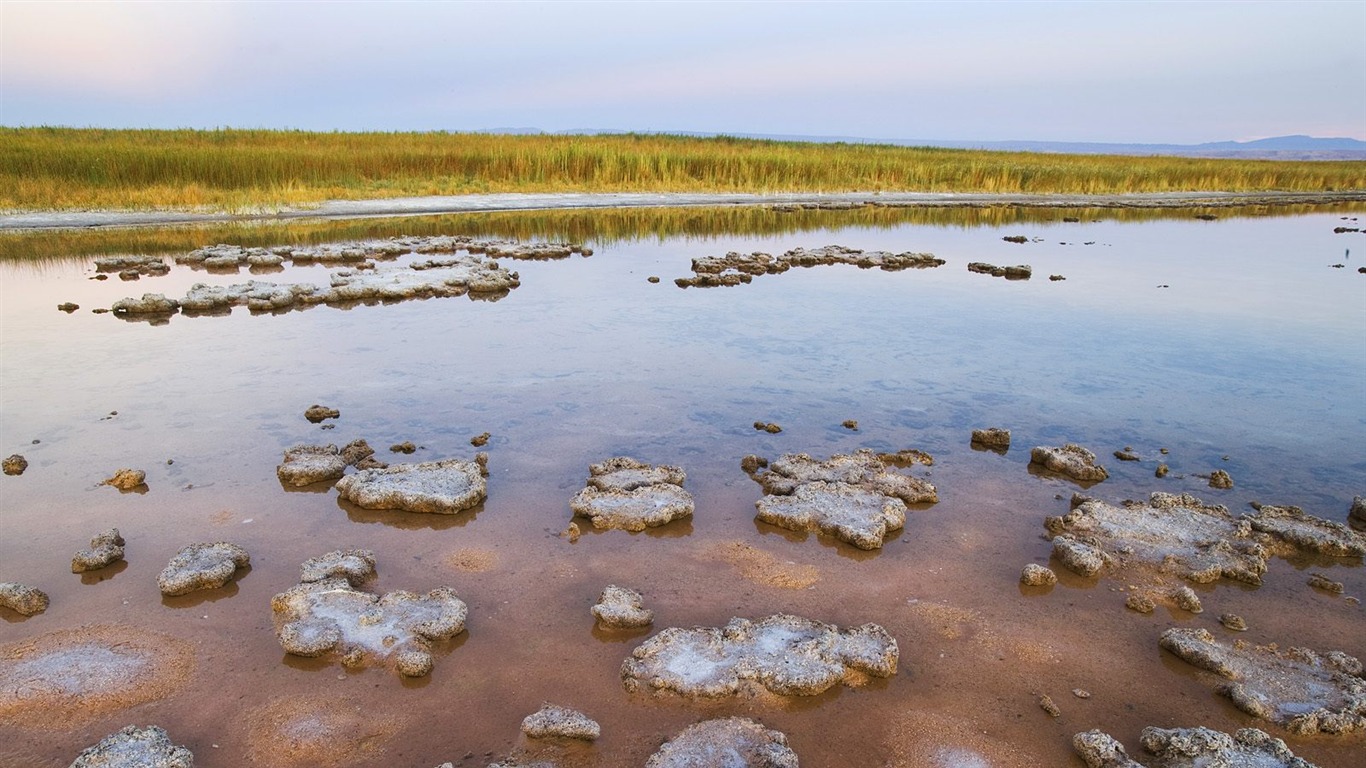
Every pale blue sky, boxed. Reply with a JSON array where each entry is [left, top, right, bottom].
[[2, 0, 1363, 142]]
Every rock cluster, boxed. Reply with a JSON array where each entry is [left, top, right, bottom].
[[95, 255, 171, 279], [745, 449, 935, 549], [968, 262, 1032, 279], [622, 613, 898, 697], [69, 725, 193, 768], [675, 244, 944, 287], [570, 457, 694, 531], [276, 440, 376, 487], [336, 454, 488, 514], [157, 542, 250, 596], [72, 528, 126, 572], [645, 718, 798, 768], [1073, 726, 1318, 768], [1245, 504, 1366, 557], [175, 237, 588, 272]]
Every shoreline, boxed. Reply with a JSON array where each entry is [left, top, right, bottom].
[[2, 190, 1363, 232]]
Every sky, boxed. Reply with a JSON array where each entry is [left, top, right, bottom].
[[2, 0, 1364, 144]]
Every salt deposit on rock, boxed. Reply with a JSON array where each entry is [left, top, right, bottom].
[[157, 542, 250, 596], [1245, 504, 1366, 557], [592, 585, 653, 629], [675, 244, 943, 288], [1030, 444, 1108, 483], [570, 457, 694, 531], [272, 576, 467, 677], [1073, 726, 1318, 768], [72, 528, 126, 572], [0, 581, 48, 615], [103, 468, 147, 490], [69, 725, 193, 768], [1160, 627, 1366, 734], [520, 704, 601, 741], [747, 449, 937, 504], [645, 717, 798, 768], [622, 613, 897, 697], [335, 455, 488, 514]]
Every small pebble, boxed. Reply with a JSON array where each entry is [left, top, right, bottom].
[[1219, 613, 1248, 631], [1038, 694, 1061, 717], [470, 432, 491, 447], [1308, 573, 1344, 593], [1071, 689, 1091, 699], [1171, 585, 1203, 613], [1126, 594, 1155, 614], [647, 276, 660, 283]]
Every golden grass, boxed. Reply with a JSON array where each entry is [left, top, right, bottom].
[[3, 127, 1363, 212]]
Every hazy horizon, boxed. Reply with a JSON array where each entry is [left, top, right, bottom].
[[2, 0, 1363, 144]]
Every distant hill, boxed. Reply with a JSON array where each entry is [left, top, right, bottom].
[[540, 129, 1366, 160]]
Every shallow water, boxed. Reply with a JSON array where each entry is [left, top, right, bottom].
[[1, 208, 1363, 767]]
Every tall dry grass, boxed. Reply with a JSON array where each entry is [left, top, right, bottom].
[[2, 128, 1364, 212]]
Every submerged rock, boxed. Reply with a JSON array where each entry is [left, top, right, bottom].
[[336, 455, 488, 514], [304, 404, 340, 423], [1159, 627, 1366, 734], [645, 718, 798, 768], [2, 453, 28, 475], [300, 549, 377, 586], [592, 585, 653, 629], [272, 576, 467, 677], [1030, 444, 1108, 483], [1073, 726, 1318, 768], [1209, 469, 1234, 489], [70, 725, 194, 768], [103, 468, 147, 490], [676, 244, 943, 288], [971, 428, 1011, 450], [520, 704, 601, 741], [1244, 504, 1366, 557], [157, 542, 250, 596], [1046, 492, 1267, 584], [570, 457, 694, 531], [0, 581, 48, 615], [1021, 564, 1057, 586], [72, 528, 126, 572], [622, 613, 897, 697], [1219, 613, 1249, 631]]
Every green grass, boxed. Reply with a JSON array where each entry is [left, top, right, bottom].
[[2, 127, 1364, 212]]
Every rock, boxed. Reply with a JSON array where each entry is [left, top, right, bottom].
[[752, 421, 783, 433], [272, 576, 467, 677], [1244, 504, 1366, 557], [1039, 694, 1061, 717], [2, 454, 27, 475], [300, 549, 377, 586], [69, 725, 194, 768], [645, 718, 798, 768], [1021, 564, 1057, 586], [647, 276, 661, 283], [72, 528, 126, 572], [111, 293, 180, 315], [1308, 573, 1344, 593], [570, 457, 694, 531], [304, 404, 340, 423], [1113, 449, 1141, 462], [58, 302, 79, 312], [675, 245, 943, 288], [390, 441, 417, 454], [103, 468, 147, 490], [562, 522, 581, 542], [968, 262, 1032, 279], [1155, 463, 1169, 478], [1209, 469, 1233, 489], [0, 582, 48, 615], [1125, 594, 1156, 614], [1073, 688, 1092, 698], [971, 428, 1011, 450], [748, 448, 937, 504], [1050, 274, 1066, 281], [339, 439, 374, 466], [842, 419, 859, 430], [1159, 627, 1366, 734], [277, 444, 347, 486], [470, 431, 491, 447], [875, 449, 934, 467], [520, 704, 600, 741], [1170, 585, 1203, 613], [1350, 496, 1366, 530], [157, 542, 250, 596], [1046, 493, 1268, 584], [591, 585, 653, 629], [1003, 235, 1028, 244], [622, 614, 897, 697], [757, 480, 907, 550], [336, 456, 488, 514], [1219, 613, 1248, 631], [1074, 726, 1317, 768], [1030, 444, 1108, 483]]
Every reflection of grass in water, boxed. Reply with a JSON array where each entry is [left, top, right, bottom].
[[5, 128, 1365, 211], [4, 201, 1364, 263]]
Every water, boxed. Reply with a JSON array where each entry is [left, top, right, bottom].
[[1, 207, 1363, 766]]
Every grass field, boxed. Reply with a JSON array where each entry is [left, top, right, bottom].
[[3, 128, 1364, 212]]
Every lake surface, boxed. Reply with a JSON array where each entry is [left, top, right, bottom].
[[1, 205, 1363, 767]]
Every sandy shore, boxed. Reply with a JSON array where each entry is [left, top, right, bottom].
[[2, 190, 1363, 231]]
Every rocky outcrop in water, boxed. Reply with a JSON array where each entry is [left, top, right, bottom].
[[1030, 444, 1108, 483], [1244, 504, 1366, 557], [300, 549, 377, 585], [520, 704, 600, 741], [1073, 726, 1318, 768], [570, 457, 694, 531], [622, 613, 897, 697], [304, 404, 340, 423], [645, 718, 798, 768], [72, 528, 126, 572], [592, 585, 653, 629], [176, 237, 589, 272], [675, 245, 944, 288], [157, 542, 250, 596], [276, 440, 376, 487], [0, 581, 48, 615], [69, 725, 194, 768], [971, 428, 1011, 450], [968, 262, 1032, 279], [103, 468, 147, 490], [1350, 496, 1366, 530], [335, 454, 488, 514], [3, 454, 28, 475], [1159, 627, 1365, 735]]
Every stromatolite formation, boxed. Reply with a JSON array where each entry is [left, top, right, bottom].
[[1073, 726, 1318, 768], [300, 549, 377, 585], [69, 725, 194, 768], [1244, 504, 1366, 557], [520, 704, 601, 741], [1030, 444, 1108, 483], [2, 454, 27, 475], [1159, 627, 1366, 734], [272, 561, 468, 677], [967, 262, 1032, 279], [592, 585, 653, 629], [304, 404, 340, 423], [335, 454, 488, 514], [971, 428, 1011, 450], [570, 457, 694, 531], [645, 717, 799, 768], [1020, 564, 1057, 586], [157, 542, 250, 596], [276, 440, 375, 487], [0, 581, 49, 615], [622, 613, 898, 697], [103, 468, 147, 490], [1350, 496, 1366, 530], [72, 528, 126, 572], [1045, 493, 1268, 583], [745, 449, 935, 549], [675, 244, 944, 288]]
